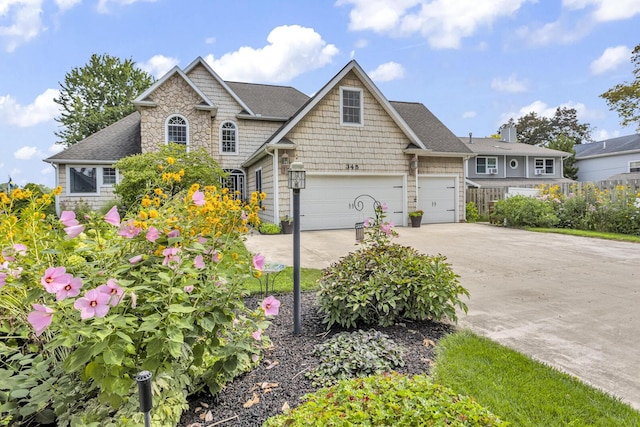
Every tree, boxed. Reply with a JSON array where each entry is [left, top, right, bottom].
[[548, 134, 578, 180], [600, 43, 640, 132], [500, 107, 592, 146], [54, 53, 154, 147], [114, 143, 226, 210]]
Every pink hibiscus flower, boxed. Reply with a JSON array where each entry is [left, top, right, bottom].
[[252, 330, 262, 341], [381, 221, 394, 237], [146, 226, 159, 243], [41, 266, 72, 294], [261, 295, 281, 316], [0, 272, 6, 288], [192, 190, 205, 206], [27, 304, 54, 336], [129, 254, 143, 264], [60, 211, 78, 227], [98, 279, 124, 306], [74, 289, 111, 319], [184, 285, 194, 293], [194, 255, 205, 269], [118, 220, 141, 239], [168, 229, 180, 238], [55, 276, 83, 301], [104, 206, 121, 227], [252, 253, 265, 271], [162, 247, 181, 268], [64, 224, 85, 238]]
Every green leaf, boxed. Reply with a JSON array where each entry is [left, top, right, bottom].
[[168, 304, 197, 314], [103, 346, 124, 366], [64, 344, 95, 373]]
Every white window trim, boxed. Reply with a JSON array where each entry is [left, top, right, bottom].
[[66, 165, 117, 196], [476, 156, 497, 174], [219, 120, 239, 155], [165, 114, 189, 147], [629, 160, 640, 173], [340, 86, 364, 127], [534, 158, 555, 175]]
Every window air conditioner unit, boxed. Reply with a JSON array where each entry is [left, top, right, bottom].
[[488, 168, 497, 174], [534, 170, 543, 175]]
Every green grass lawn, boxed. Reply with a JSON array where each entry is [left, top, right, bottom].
[[526, 227, 640, 243], [432, 331, 640, 427], [243, 266, 323, 295]]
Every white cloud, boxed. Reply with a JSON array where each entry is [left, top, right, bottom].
[[138, 54, 179, 78], [204, 25, 339, 83], [498, 100, 594, 127], [338, 0, 531, 49], [55, 0, 81, 11], [48, 143, 64, 153], [593, 128, 620, 140], [14, 145, 40, 160], [462, 111, 477, 119], [0, 88, 59, 127], [590, 45, 631, 75], [563, 0, 640, 21], [515, 19, 591, 47], [491, 73, 528, 93], [97, 0, 158, 13], [0, 0, 44, 52], [205, 36, 216, 45], [40, 165, 54, 175], [369, 61, 405, 82]]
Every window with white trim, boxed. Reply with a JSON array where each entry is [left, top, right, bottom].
[[629, 160, 640, 173], [103, 167, 116, 185], [340, 87, 363, 125], [476, 157, 497, 174], [166, 115, 188, 145], [220, 121, 238, 154], [535, 158, 554, 175], [221, 169, 245, 199]]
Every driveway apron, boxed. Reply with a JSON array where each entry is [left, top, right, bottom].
[[245, 223, 640, 409]]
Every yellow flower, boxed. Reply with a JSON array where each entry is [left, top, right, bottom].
[[254, 270, 262, 279], [149, 209, 159, 219], [167, 157, 175, 165]]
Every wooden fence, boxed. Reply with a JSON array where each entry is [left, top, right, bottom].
[[467, 179, 640, 216]]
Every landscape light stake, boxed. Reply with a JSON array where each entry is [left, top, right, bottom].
[[136, 370, 153, 427], [287, 161, 306, 335]]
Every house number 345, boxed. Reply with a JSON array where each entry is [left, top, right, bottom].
[[345, 164, 360, 170]]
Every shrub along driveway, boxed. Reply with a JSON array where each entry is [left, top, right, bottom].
[[245, 223, 640, 410]]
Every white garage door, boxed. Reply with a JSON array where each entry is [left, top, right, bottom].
[[299, 175, 405, 231], [418, 176, 457, 223]]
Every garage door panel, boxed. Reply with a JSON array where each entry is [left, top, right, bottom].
[[300, 175, 404, 231], [418, 176, 456, 224]]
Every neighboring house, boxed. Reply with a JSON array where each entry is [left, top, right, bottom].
[[574, 134, 640, 182], [45, 58, 474, 230], [462, 127, 573, 188]]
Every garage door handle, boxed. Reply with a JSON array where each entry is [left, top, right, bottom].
[[393, 210, 403, 214], [447, 209, 455, 211]]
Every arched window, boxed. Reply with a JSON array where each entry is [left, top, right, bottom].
[[220, 121, 238, 154], [166, 115, 188, 145], [221, 169, 245, 199]]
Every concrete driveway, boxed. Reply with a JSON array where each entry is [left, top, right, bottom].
[[245, 223, 640, 410]]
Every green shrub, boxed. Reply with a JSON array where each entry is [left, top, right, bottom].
[[466, 201, 479, 223], [493, 195, 559, 228], [306, 329, 404, 387], [257, 222, 281, 235], [317, 204, 468, 328], [264, 373, 508, 427]]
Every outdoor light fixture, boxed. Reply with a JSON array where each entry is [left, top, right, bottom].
[[288, 161, 305, 334], [288, 161, 306, 190], [410, 155, 418, 171], [280, 152, 290, 174]]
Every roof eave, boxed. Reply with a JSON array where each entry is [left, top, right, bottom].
[[576, 148, 640, 160], [44, 159, 121, 165], [236, 113, 288, 122]]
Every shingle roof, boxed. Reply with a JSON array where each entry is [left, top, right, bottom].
[[574, 134, 640, 159], [45, 112, 141, 163], [460, 137, 570, 157], [467, 177, 575, 188], [226, 82, 309, 118], [391, 101, 472, 154]]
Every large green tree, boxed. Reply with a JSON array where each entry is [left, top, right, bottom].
[[501, 107, 592, 146], [54, 53, 154, 147], [548, 134, 578, 180], [600, 43, 640, 132]]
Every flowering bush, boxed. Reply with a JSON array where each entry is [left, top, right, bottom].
[[317, 203, 468, 328], [0, 182, 278, 426]]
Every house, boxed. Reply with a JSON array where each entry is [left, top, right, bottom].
[[44, 58, 474, 230], [462, 127, 573, 188], [574, 134, 640, 182]]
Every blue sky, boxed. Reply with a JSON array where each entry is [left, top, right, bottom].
[[1, 0, 639, 188]]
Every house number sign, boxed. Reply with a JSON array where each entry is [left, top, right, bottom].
[[345, 164, 360, 170]]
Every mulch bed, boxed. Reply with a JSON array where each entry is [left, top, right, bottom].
[[178, 292, 454, 427]]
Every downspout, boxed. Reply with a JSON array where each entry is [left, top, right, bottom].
[[52, 163, 60, 216], [264, 146, 278, 223]]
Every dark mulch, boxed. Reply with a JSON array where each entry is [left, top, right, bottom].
[[178, 292, 454, 427]]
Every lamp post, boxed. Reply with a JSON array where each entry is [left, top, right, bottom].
[[288, 161, 306, 335]]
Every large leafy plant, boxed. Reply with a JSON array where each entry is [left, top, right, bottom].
[[0, 180, 277, 426], [316, 203, 468, 328]]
